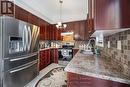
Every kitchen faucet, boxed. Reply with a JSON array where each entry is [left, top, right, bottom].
[[86, 38, 96, 51]]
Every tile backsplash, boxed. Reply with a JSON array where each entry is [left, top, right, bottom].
[[74, 41, 88, 48], [97, 29, 130, 76]]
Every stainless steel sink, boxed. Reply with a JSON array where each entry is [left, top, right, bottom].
[[80, 50, 93, 55]]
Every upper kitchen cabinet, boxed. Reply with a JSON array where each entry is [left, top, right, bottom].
[[40, 24, 63, 41], [28, 14, 39, 26], [87, 0, 94, 35], [94, 0, 116, 30], [73, 21, 80, 40], [79, 21, 86, 40], [15, 5, 41, 26], [65, 20, 87, 41], [119, 0, 130, 28], [40, 22, 49, 40], [53, 25, 63, 41], [15, 6, 29, 22], [94, 0, 130, 30]]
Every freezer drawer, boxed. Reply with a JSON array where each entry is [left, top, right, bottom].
[[4, 53, 38, 71], [3, 60, 38, 87]]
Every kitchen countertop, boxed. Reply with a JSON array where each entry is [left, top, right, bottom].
[[40, 47, 79, 51], [39, 47, 60, 51], [65, 50, 130, 85]]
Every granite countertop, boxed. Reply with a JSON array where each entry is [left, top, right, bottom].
[[65, 50, 130, 85], [39, 47, 60, 51], [40, 47, 79, 51]]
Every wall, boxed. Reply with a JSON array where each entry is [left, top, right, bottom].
[[97, 30, 130, 76], [74, 41, 88, 48]]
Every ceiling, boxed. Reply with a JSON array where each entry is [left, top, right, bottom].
[[15, 0, 88, 24]]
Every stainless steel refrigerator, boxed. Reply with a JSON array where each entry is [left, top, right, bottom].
[[0, 16, 40, 87]]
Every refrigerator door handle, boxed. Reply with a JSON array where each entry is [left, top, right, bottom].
[[9, 52, 38, 62], [9, 60, 37, 74], [23, 25, 28, 51], [27, 26, 32, 52]]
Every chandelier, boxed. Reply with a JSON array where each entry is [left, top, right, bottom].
[[56, 0, 67, 29]]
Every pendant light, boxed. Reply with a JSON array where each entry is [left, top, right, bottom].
[[56, 0, 67, 29]]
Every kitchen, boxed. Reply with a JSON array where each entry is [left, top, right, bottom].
[[0, 0, 130, 87]]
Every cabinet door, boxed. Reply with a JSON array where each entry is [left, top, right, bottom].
[[15, 6, 20, 20], [53, 49, 58, 63], [73, 49, 79, 56], [28, 14, 39, 26], [119, 0, 130, 28], [40, 25, 46, 40], [18, 7, 29, 22], [73, 22, 80, 40], [94, 0, 116, 30], [39, 51, 45, 70], [50, 49, 58, 63], [67, 72, 79, 87], [55, 28, 62, 41], [79, 21, 85, 40], [47, 49, 50, 65], [67, 72, 130, 87], [66, 22, 74, 32]]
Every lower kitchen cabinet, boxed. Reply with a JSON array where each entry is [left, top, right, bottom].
[[50, 48, 58, 63], [39, 49, 51, 71], [73, 49, 79, 56], [67, 72, 130, 87], [39, 48, 58, 71]]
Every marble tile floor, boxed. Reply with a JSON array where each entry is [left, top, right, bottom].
[[25, 63, 65, 87], [36, 67, 67, 87], [58, 60, 69, 67]]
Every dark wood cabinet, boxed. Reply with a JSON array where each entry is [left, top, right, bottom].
[[64, 20, 88, 41], [79, 21, 86, 40], [50, 48, 58, 63], [52, 25, 63, 41], [94, 0, 130, 30], [39, 24, 63, 41], [39, 49, 51, 71], [73, 21, 80, 40], [67, 72, 130, 87], [40, 23, 49, 40], [73, 49, 79, 56], [15, 6, 29, 22], [94, 0, 116, 30], [39, 48, 58, 71], [28, 14, 39, 26], [87, 0, 94, 36], [119, 0, 130, 28]]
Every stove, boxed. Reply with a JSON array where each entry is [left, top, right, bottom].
[[58, 44, 74, 61]]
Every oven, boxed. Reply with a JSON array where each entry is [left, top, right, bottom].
[[58, 44, 74, 61]]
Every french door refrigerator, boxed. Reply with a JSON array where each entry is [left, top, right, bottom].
[[0, 16, 40, 87]]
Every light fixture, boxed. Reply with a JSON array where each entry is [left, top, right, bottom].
[[56, 0, 67, 29]]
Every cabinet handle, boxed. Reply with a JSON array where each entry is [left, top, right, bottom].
[[10, 52, 37, 62]]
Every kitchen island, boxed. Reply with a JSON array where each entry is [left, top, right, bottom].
[[65, 50, 130, 87]]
